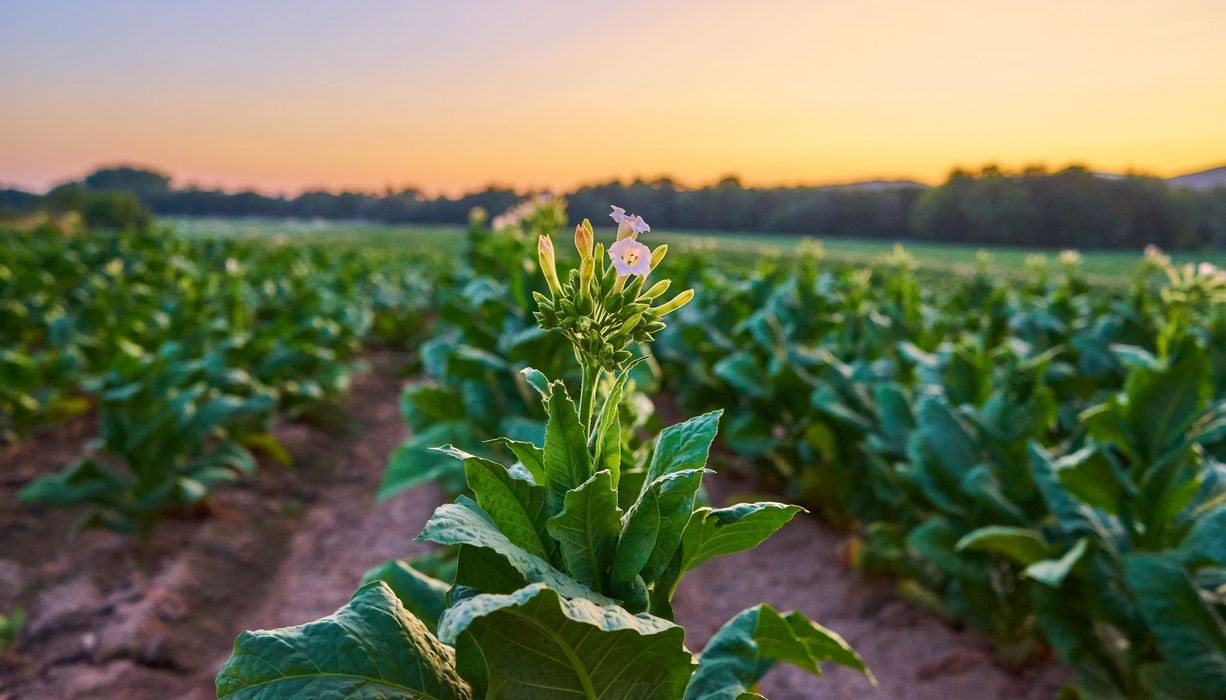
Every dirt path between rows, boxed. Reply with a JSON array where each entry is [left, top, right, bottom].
[[1, 357, 1066, 699]]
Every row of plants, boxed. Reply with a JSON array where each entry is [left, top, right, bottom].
[[3, 213, 440, 534], [652, 243, 1226, 697], [216, 206, 872, 699]]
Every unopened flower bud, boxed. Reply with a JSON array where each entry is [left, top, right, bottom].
[[574, 219, 594, 261], [654, 288, 694, 316], [579, 255, 595, 303], [538, 235, 562, 297], [618, 311, 644, 335], [649, 244, 668, 272], [642, 279, 671, 300]]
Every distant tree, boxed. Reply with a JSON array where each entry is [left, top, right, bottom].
[[83, 166, 172, 195], [81, 191, 152, 230], [44, 183, 91, 213]]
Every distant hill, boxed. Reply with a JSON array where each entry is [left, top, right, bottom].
[[825, 179, 928, 191], [1168, 165, 1226, 191]]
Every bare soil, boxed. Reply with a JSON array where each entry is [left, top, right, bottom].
[[1, 356, 1067, 699]]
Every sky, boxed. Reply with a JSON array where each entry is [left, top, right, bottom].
[[2, 0, 1225, 195]]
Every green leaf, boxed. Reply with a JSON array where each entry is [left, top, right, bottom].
[[685, 604, 874, 700], [379, 423, 473, 501], [1124, 338, 1211, 461], [1024, 538, 1089, 587], [647, 410, 723, 484], [956, 526, 1052, 566], [590, 368, 635, 489], [679, 502, 803, 576], [908, 517, 991, 584], [216, 581, 472, 699], [546, 470, 621, 592], [1182, 504, 1226, 566], [361, 559, 450, 634], [612, 468, 709, 586], [712, 352, 769, 399], [1125, 553, 1226, 697], [419, 497, 615, 604], [1053, 446, 1127, 514], [914, 395, 982, 476], [543, 381, 593, 514], [488, 436, 545, 484], [438, 583, 694, 700], [454, 543, 528, 594], [521, 367, 551, 400], [434, 445, 552, 561]]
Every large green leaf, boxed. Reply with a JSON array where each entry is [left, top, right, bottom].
[[914, 395, 982, 476], [438, 583, 694, 700], [546, 469, 621, 592], [652, 501, 805, 611], [361, 559, 450, 634], [418, 497, 614, 604], [956, 525, 1053, 566], [1125, 338, 1211, 461], [1024, 538, 1089, 587], [1182, 504, 1226, 566], [434, 445, 552, 561], [1125, 553, 1226, 698], [216, 581, 472, 699], [684, 604, 874, 700], [612, 468, 709, 586], [646, 410, 724, 484], [543, 381, 593, 514], [379, 422, 474, 501], [1053, 446, 1128, 514], [487, 436, 545, 484]]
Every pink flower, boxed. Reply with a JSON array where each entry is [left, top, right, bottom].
[[609, 205, 650, 240], [608, 238, 652, 277]]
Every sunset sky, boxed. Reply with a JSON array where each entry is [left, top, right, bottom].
[[2, 0, 1225, 195]]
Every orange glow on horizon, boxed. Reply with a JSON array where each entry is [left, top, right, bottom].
[[2, 0, 1225, 195]]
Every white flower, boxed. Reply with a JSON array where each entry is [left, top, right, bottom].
[[608, 238, 651, 277], [610, 205, 650, 240]]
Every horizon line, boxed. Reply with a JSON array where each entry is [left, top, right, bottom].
[[5, 159, 1225, 199]]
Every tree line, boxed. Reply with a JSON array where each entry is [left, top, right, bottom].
[[3, 164, 1224, 250]]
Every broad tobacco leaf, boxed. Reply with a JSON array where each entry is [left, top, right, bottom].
[[546, 469, 621, 591], [543, 380, 593, 514], [434, 445, 553, 561], [361, 559, 450, 634], [1125, 553, 1226, 698], [613, 468, 709, 586], [438, 583, 694, 700], [646, 409, 723, 484], [419, 496, 614, 605], [685, 604, 874, 700], [216, 581, 472, 699]]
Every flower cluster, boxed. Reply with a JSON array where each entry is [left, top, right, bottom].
[[534, 205, 693, 372], [491, 193, 566, 233]]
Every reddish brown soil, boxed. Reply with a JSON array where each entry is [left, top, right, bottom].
[[1, 356, 1067, 699], [0, 353, 442, 700], [674, 472, 1070, 698]]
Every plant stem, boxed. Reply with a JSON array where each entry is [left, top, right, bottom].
[[578, 360, 600, 436]]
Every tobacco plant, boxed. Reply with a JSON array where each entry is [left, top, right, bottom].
[[217, 207, 872, 699]]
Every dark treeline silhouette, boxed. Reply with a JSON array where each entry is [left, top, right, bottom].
[[3, 164, 1225, 250]]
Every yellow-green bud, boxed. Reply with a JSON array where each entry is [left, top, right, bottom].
[[618, 311, 644, 335], [575, 219, 594, 261], [649, 244, 668, 272], [655, 288, 694, 316], [642, 279, 671, 300], [579, 255, 595, 302], [538, 235, 562, 297]]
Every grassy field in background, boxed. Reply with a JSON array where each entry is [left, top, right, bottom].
[[167, 216, 1226, 284]]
